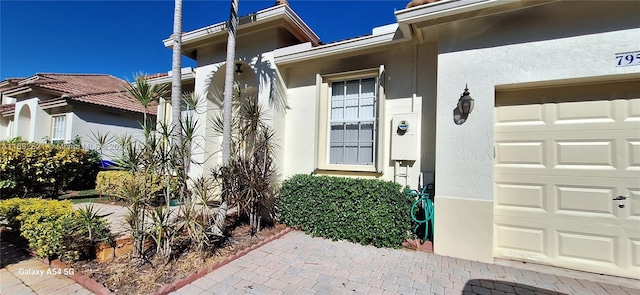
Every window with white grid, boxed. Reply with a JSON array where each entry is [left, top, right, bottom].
[[51, 115, 66, 141], [329, 78, 376, 165]]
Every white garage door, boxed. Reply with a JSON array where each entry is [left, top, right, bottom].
[[494, 80, 640, 279]]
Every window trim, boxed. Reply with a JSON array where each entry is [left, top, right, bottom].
[[316, 66, 385, 173], [51, 114, 66, 142]]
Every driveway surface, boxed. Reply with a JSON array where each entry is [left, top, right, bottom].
[[174, 231, 639, 295]]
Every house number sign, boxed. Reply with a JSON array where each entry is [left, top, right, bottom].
[[615, 51, 640, 67]]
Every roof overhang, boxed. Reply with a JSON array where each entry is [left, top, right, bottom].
[[163, 4, 320, 60], [146, 68, 196, 85], [395, 0, 557, 41], [3, 86, 32, 97], [273, 24, 408, 66]]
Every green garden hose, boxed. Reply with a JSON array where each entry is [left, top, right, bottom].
[[407, 188, 435, 241]]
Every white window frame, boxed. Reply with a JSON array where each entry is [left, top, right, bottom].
[[51, 114, 66, 142], [316, 66, 385, 173]]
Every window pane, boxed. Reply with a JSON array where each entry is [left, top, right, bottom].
[[344, 123, 358, 142], [361, 78, 375, 96], [344, 99, 358, 119], [344, 144, 358, 163], [331, 100, 344, 119], [330, 144, 343, 164], [330, 123, 344, 142], [332, 82, 344, 98], [358, 143, 373, 164], [345, 80, 359, 99], [52, 116, 65, 140], [359, 123, 374, 141]]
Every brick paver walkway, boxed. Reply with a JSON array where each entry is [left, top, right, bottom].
[[174, 231, 640, 295], [0, 241, 94, 295]]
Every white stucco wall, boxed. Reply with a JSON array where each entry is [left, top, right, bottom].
[[435, 1, 640, 202], [432, 1, 640, 262], [190, 41, 285, 178], [282, 41, 438, 187], [14, 98, 49, 142], [71, 105, 145, 160]]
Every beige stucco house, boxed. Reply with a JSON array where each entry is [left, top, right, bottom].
[[165, 0, 640, 279], [0, 73, 153, 159]]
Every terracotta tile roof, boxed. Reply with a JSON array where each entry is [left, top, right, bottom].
[[406, 0, 440, 9], [144, 73, 168, 80], [0, 103, 15, 112], [5, 74, 156, 115]]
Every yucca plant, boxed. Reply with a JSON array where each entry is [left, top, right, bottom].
[[211, 84, 278, 235]]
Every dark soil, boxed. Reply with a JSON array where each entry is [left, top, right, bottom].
[[71, 221, 286, 295]]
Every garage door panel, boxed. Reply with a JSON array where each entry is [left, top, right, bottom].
[[627, 99, 640, 121], [555, 140, 614, 168], [629, 140, 640, 170], [556, 230, 616, 264], [494, 223, 546, 254], [629, 188, 640, 220], [557, 185, 615, 215], [554, 99, 616, 125], [495, 141, 546, 167], [495, 91, 639, 278], [631, 239, 640, 268], [495, 182, 545, 210]]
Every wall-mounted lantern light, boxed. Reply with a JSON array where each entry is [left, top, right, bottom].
[[235, 63, 243, 74], [457, 85, 474, 115]]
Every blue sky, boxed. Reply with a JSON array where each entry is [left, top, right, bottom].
[[0, 0, 409, 81]]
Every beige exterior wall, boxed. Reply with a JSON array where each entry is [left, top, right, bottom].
[[190, 33, 290, 178], [432, 1, 640, 262], [281, 41, 438, 187]]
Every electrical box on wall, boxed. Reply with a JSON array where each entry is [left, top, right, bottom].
[[391, 113, 418, 161]]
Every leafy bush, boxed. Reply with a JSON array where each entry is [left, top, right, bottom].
[[96, 171, 174, 199], [0, 198, 111, 260], [0, 141, 97, 198], [276, 174, 413, 248]]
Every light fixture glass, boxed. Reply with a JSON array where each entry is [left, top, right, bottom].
[[457, 85, 474, 115]]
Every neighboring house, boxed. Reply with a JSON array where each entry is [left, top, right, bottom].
[[0, 73, 154, 159], [166, 0, 640, 278]]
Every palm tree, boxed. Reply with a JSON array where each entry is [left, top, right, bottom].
[[125, 74, 169, 131], [212, 0, 239, 239], [171, 0, 183, 155], [222, 0, 239, 166]]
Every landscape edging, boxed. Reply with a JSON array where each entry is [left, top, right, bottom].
[[152, 227, 293, 295]]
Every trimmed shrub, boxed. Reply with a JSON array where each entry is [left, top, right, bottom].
[[96, 171, 175, 199], [0, 141, 97, 198], [0, 198, 111, 260], [276, 174, 413, 248]]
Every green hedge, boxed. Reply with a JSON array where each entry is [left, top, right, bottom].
[[96, 171, 176, 199], [276, 174, 413, 248], [0, 198, 111, 260], [0, 141, 98, 198]]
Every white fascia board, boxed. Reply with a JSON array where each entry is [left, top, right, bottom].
[[145, 72, 195, 86], [283, 5, 320, 45], [274, 31, 408, 65], [163, 5, 319, 48], [395, 0, 520, 25]]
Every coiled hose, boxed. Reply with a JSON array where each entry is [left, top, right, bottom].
[[407, 187, 435, 241]]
